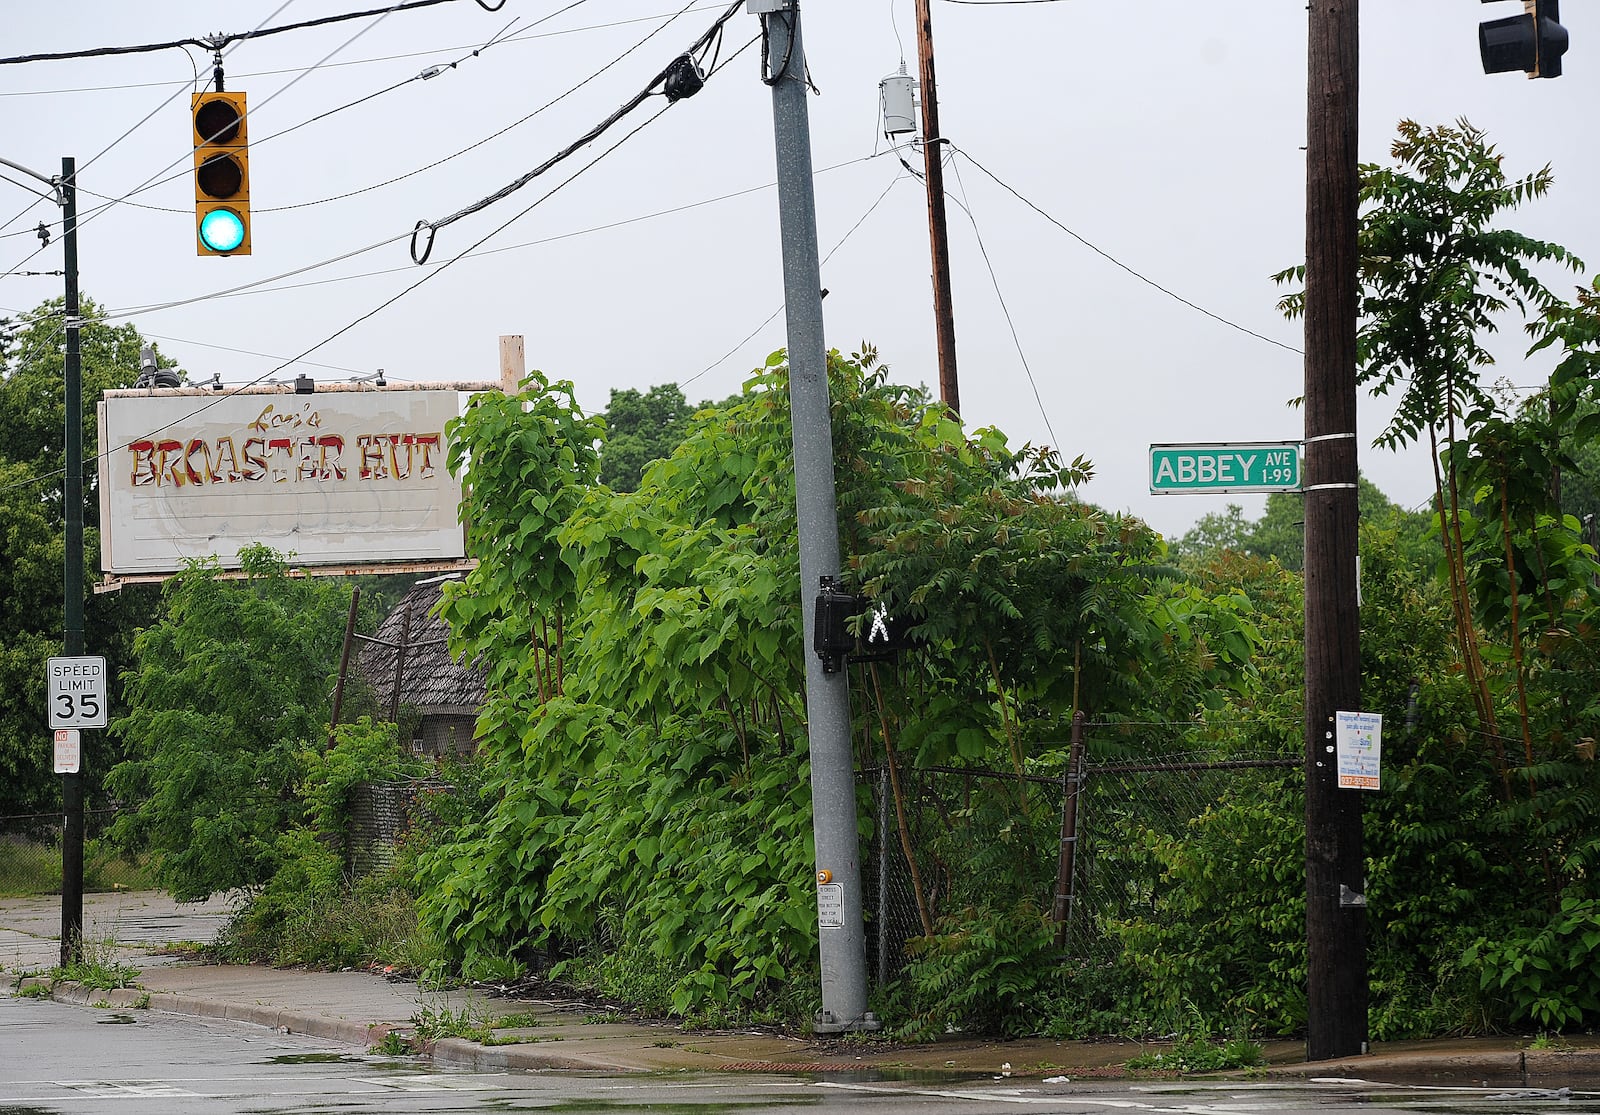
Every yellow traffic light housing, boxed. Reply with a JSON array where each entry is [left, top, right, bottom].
[[192, 91, 251, 255]]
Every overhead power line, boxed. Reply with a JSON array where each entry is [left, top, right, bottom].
[[0, 5, 729, 97], [410, 0, 744, 262], [0, 0, 431, 277], [3, 27, 762, 507], [0, 0, 505, 67], [946, 143, 1303, 357]]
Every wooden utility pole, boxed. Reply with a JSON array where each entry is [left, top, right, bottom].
[[913, 0, 960, 416], [1303, 0, 1366, 1061]]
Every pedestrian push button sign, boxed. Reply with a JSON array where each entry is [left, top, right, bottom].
[[47, 655, 109, 729]]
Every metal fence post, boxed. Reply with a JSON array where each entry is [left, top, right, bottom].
[[1052, 710, 1087, 948]]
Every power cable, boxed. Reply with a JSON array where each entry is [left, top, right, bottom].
[[0, 5, 293, 239], [259, 0, 690, 215], [111, 153, 886, 307], [5, 0, 611, 238], [0, 5, 729, 97], [945, 152, 1058, 446], [947, 143, 1304, 357], [137, 332, 373, 376], [0, 0, 501, 67], [59, 32, 763, 498], [1, 0, 418, 276], [685, 162, 908, 389], [86, 13, 730, 320], [411, 0, 743, 262]]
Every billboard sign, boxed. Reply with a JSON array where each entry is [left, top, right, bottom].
[[99, 387, 467, 575]]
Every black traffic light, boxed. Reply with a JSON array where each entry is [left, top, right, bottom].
[[192, 90, 251, 255], [1481, 0, 1568, 78]]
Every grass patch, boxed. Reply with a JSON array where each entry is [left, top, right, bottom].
[[370, 1031, 414, 1056], [0, 836, 156, 897], [56, 956, 142, 991], [411, 1001, 491, 1043], [1125, 1036, 1263, 1075]]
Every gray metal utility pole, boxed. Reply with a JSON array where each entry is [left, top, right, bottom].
[[1302, 0, 1366, 1061], [751, 0, 874, 1033], [912, 0, 960, 416], [60, 156, 86, 967]]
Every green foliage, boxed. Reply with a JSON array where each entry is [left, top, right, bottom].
[[301, 717, 422, 835], [1466, 897, 1600, 1031], [0, 298, 164, 819], [1107, 767, 1307, 1037], [55, 956, 142, 992], [411, 1001, 490, 1043], [894, 902, 1059, 1040], [108, 544, 350, 900], [1171, 477, 1433, 574], [598, 383, 698, 492], [370, 1031, 414, 1056], [416, 347, 1260, 1030], [217, 827, 445, 973], [1125, 1036, 1264, 1075]]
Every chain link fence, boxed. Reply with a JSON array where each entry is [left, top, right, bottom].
[[863, 744, 1301, 984], [0, 809, 150, 897], [345, 778, 457, 876]]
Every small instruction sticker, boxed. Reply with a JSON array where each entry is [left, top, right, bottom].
[[816, 882, 844, 929]]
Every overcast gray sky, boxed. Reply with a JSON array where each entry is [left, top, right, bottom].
[[2, 1, 1594, 541]]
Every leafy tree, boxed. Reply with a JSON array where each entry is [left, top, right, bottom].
[[1172, 476, 1431, 573], [1277, 118, 1581, 751], [108, 545, 350, 900], [0, 297, 166, 820], [418, 349, 1260, 1025], [597, 383, 697, 493]]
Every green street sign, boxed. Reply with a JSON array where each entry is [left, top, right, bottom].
[[1149, 442, 1301, 495]]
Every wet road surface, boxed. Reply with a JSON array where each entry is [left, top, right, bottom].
[[5, 994, 1600, 1114]]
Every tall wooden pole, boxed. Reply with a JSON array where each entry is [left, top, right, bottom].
[[1303, 0, 1366, 1061], [913, 0, 960, 416]]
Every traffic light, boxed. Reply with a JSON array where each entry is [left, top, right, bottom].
[[1481, 0, 1568, 79], [192, 90, 251, 255]]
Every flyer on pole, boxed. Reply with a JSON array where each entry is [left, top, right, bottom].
[[1336, 711, 1382, 790]]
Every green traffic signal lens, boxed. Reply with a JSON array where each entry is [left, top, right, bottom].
[[199, 208, 246, 253]]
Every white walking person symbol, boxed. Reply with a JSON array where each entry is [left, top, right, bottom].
[[867, 604, 890, 645]]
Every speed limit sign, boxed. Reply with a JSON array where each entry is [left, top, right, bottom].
[[47, 655, 108, 729]]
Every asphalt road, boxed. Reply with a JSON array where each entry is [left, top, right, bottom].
[[4, 994, 1600, 1115]]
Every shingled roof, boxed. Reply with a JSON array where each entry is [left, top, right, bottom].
[[358, 576, 486, 713]]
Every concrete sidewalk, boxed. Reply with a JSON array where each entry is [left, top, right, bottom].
[[8, 890, 1600, 1085]]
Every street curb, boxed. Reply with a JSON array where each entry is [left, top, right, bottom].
[[24, 977, 1600, 1085], [25, 979, 403, 1055], [23, 978, 679, 1073]]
